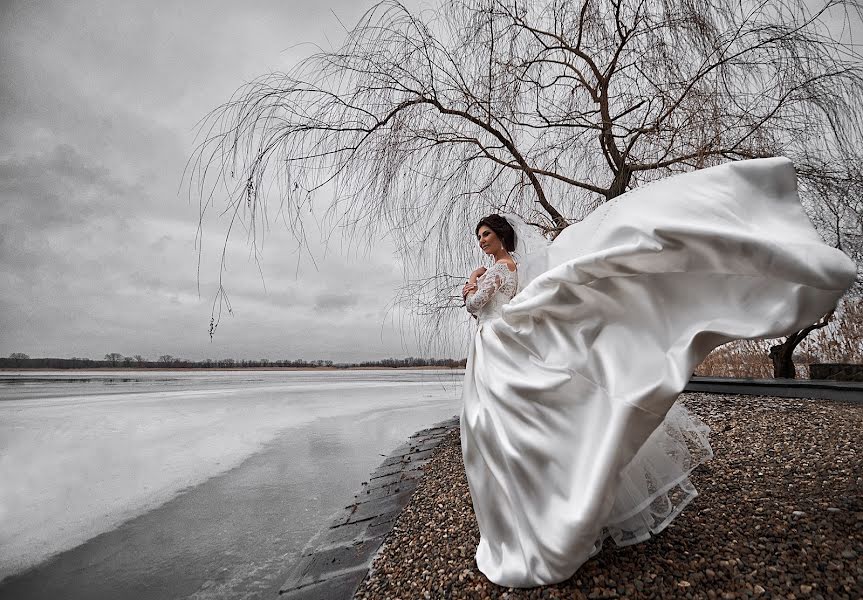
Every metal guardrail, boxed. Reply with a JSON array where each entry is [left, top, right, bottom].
[[685, 376, 863, 403]]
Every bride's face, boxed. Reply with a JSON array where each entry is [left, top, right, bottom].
[[477, 225, 502, 255]]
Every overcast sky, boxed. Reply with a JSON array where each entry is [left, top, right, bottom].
[[0, 0, 452, 363], [3, 2, 859, 364]]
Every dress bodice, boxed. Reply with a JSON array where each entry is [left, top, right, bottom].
[[465, 261, 518, 325]]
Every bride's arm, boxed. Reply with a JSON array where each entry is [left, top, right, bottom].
[[465, 264, 503, 315], [461, 266, 486, 300]]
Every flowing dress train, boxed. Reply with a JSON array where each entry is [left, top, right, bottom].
[[460, 157, 857, 587]]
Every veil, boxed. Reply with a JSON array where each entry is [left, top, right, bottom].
[[501, 213, 551, 292]]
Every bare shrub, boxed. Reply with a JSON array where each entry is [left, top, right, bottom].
[[696, 297, 863, 377]]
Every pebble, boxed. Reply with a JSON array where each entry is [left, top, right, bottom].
[[353, 394, 863, 600]]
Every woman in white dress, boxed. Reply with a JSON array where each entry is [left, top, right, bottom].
[[459, 157, 857, 588], [461, 215, 519, 320]]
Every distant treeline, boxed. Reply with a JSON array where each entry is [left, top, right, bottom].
[[1, 353, 467, 370]]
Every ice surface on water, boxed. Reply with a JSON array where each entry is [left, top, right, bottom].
[[0, 369, 463, 580]]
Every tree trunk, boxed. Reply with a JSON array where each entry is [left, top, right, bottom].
[[606, 166, 632, 201], [766, 312, 833, 379], [769, 339, 798, 379]]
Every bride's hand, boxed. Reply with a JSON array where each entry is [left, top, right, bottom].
[[470, 266, 487, 279], [462, 282, 477, 300]]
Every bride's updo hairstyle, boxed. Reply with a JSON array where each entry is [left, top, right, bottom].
[[475, 214, 516, 252]]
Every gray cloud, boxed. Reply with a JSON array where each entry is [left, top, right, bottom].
[[0, 0, 438, 362], [314, 292, 358, 312], [0, 145, 125, 230]]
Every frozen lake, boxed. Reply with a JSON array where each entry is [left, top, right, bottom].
[[0, 369, 463, 598]]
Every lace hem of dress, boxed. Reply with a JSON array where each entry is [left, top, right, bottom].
[[591, 401, 713, 552]]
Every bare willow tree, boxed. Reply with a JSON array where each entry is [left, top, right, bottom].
[[190, 0, 863, 364]]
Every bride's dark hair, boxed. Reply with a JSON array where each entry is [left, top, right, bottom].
[[475, 214, 516, 252]]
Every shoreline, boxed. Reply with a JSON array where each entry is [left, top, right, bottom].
[[278, 417, 459, 598]]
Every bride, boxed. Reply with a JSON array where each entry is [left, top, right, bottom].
[[459, 157, 856, 588]]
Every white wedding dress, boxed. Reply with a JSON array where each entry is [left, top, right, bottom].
[[460, 157, 856, 588]]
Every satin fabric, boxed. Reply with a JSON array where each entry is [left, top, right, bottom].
[[460, 157, 856, 587]]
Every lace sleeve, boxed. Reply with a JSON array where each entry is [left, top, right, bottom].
[[466, 264, 504, 315]]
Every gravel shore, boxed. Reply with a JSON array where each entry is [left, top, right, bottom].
[[354, 393, 862, 599]]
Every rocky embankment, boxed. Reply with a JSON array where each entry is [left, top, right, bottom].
[[354, 393, 862, 600]]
